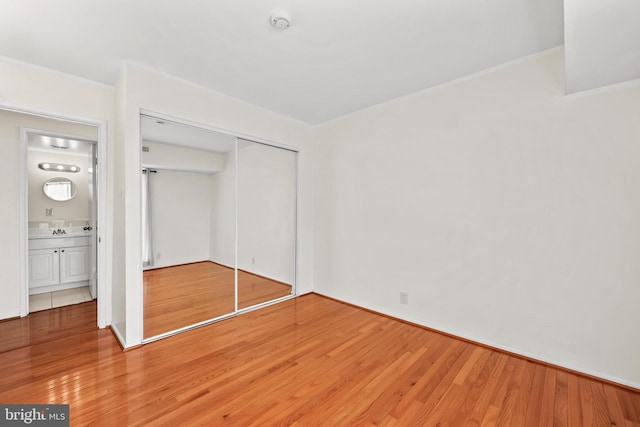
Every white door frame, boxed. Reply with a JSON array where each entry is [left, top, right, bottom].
[[2, 103, 110, 328]]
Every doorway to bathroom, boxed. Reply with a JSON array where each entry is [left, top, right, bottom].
[[25, 129, 98, 312], [0, 105, 107, 330]]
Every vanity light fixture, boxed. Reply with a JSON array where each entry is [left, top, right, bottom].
[[38, 162, 81, 173]]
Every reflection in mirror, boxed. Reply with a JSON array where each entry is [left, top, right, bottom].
[[237, 140, 296, 309], [43, 177, 77, 201], [141, 116, 236, 338], [140, 113, 297, 340]]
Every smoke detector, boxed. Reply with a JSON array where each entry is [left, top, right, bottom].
[[270, 9, 292, 29]]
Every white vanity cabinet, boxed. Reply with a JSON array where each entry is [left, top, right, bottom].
[[59, 245, 91, 283], [28, 248, 60, 288], [28, 236, 91, 294]]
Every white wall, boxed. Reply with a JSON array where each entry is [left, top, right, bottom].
[[209, 151, 236, 269], [142, 142, 225, 269], [28, 149, 91, 223], [147, 170, 214, 269], [112, 68, 127, 340], [209, 143, 297, 284], [0, 57, 114, 323], [312, 49, 640, 388], [237, 143, 296, 283], [117, 62, 313, 347], [142, 140, 227, 173]]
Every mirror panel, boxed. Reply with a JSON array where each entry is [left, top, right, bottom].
[[140, 113, 297, 339], [237, 140, 296, 309], [43, 177, 77, 201], [141, 116, 237, 338]]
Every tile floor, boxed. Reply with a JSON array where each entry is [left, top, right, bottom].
[[29, 286, 94, 313]]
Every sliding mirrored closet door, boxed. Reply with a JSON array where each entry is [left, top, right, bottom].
[[237, 140, 296, 309], [140, 113, 297, 340]]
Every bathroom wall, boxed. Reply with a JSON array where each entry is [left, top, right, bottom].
[[28, 148, 91, 225]]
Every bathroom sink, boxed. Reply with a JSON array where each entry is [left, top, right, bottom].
[[28, 228, 92, 239]]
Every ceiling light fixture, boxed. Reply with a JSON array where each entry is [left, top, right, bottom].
[[270, 9, 292, 29]]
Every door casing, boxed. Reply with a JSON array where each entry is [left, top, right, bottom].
[[0, 103, 110, 328]]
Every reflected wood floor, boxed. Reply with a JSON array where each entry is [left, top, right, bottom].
[[144, 261, 292, 338], [1, 294, 639, 425]]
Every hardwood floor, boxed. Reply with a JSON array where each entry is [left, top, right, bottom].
[[1, 293, 639, 426], [0, 300, 96, 354], [143, 261, 292, 338]]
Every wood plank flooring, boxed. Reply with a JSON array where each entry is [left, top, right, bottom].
[[0, 300, 96, 354], [1, 294, 639, 426], [143, 261, 292, 338]]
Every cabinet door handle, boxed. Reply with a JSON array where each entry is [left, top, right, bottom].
[[54, 250, 57, 253], [61, 250, 65, 253]]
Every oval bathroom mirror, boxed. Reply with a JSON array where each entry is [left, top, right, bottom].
[[43, 177, 77, 201]]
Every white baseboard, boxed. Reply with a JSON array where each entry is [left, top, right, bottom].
[[109, 322, 126, 349], [29, 281, 89, 295]]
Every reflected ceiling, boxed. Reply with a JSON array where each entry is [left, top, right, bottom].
[[141, 115, 237, 153]]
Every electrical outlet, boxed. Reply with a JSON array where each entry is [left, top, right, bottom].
[[46, 208, 53, 216], [156, 252, 161, 260], [400, 292, 409, 305], [252, 257, 255, 264]]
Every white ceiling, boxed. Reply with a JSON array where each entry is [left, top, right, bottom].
[[1, 1, 566, 124], [28, 133, 93, 157], [564, 0, 640, 94]]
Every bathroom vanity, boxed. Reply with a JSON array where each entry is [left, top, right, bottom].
[[28, 234, 91, 295]]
